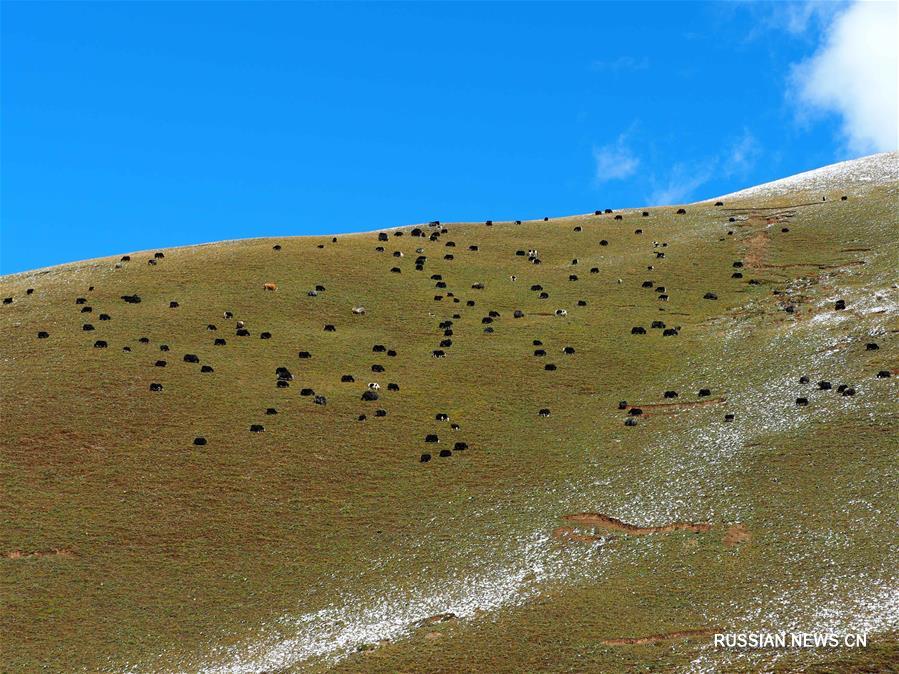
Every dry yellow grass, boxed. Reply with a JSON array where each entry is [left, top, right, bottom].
[[2, 182, 897, 672]]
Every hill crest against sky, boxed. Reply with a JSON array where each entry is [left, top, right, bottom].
[[3, 1, 897, 276], [2, 152, 896, 278]]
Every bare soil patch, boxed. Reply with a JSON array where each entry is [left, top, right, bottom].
[[724, 524, 751, 547], [414, 612, 457, 629], [744, 231, 770, 269], [561, 513, 712, 536]]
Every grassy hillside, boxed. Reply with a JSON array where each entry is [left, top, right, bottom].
[[2, 161, 897, 672]]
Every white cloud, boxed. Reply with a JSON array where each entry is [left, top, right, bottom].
[[779, 0, 845, 35], [649, 162, 716, 206], [648, 132, 762, 205], [735, 0, 846, 43], [593, 134, 640, 183], [726, 129, 761, 176], [791, 1, 898, 154]]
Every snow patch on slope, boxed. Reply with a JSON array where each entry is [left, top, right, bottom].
[[707, 151, 898, 201]]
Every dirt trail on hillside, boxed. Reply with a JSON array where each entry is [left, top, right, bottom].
[[600, 628, 718, 646], [625, 397, 725, 413], [744, 231, 770, 269], [721, 201, 823, 211], [5, 548, 75, 559], [561, 513, 712, 535], [552, 526, 618, 544]]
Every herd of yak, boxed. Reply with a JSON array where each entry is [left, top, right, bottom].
[[3, 197, 891, 463]]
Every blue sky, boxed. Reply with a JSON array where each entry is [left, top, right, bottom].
[[2, 1, 896, 274]]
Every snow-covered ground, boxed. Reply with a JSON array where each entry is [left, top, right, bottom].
[[705, 151, 898, 201]]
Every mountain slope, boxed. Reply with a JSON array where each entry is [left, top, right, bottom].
[[710, 150, 897, 201], [2, 154, 897, 673]]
